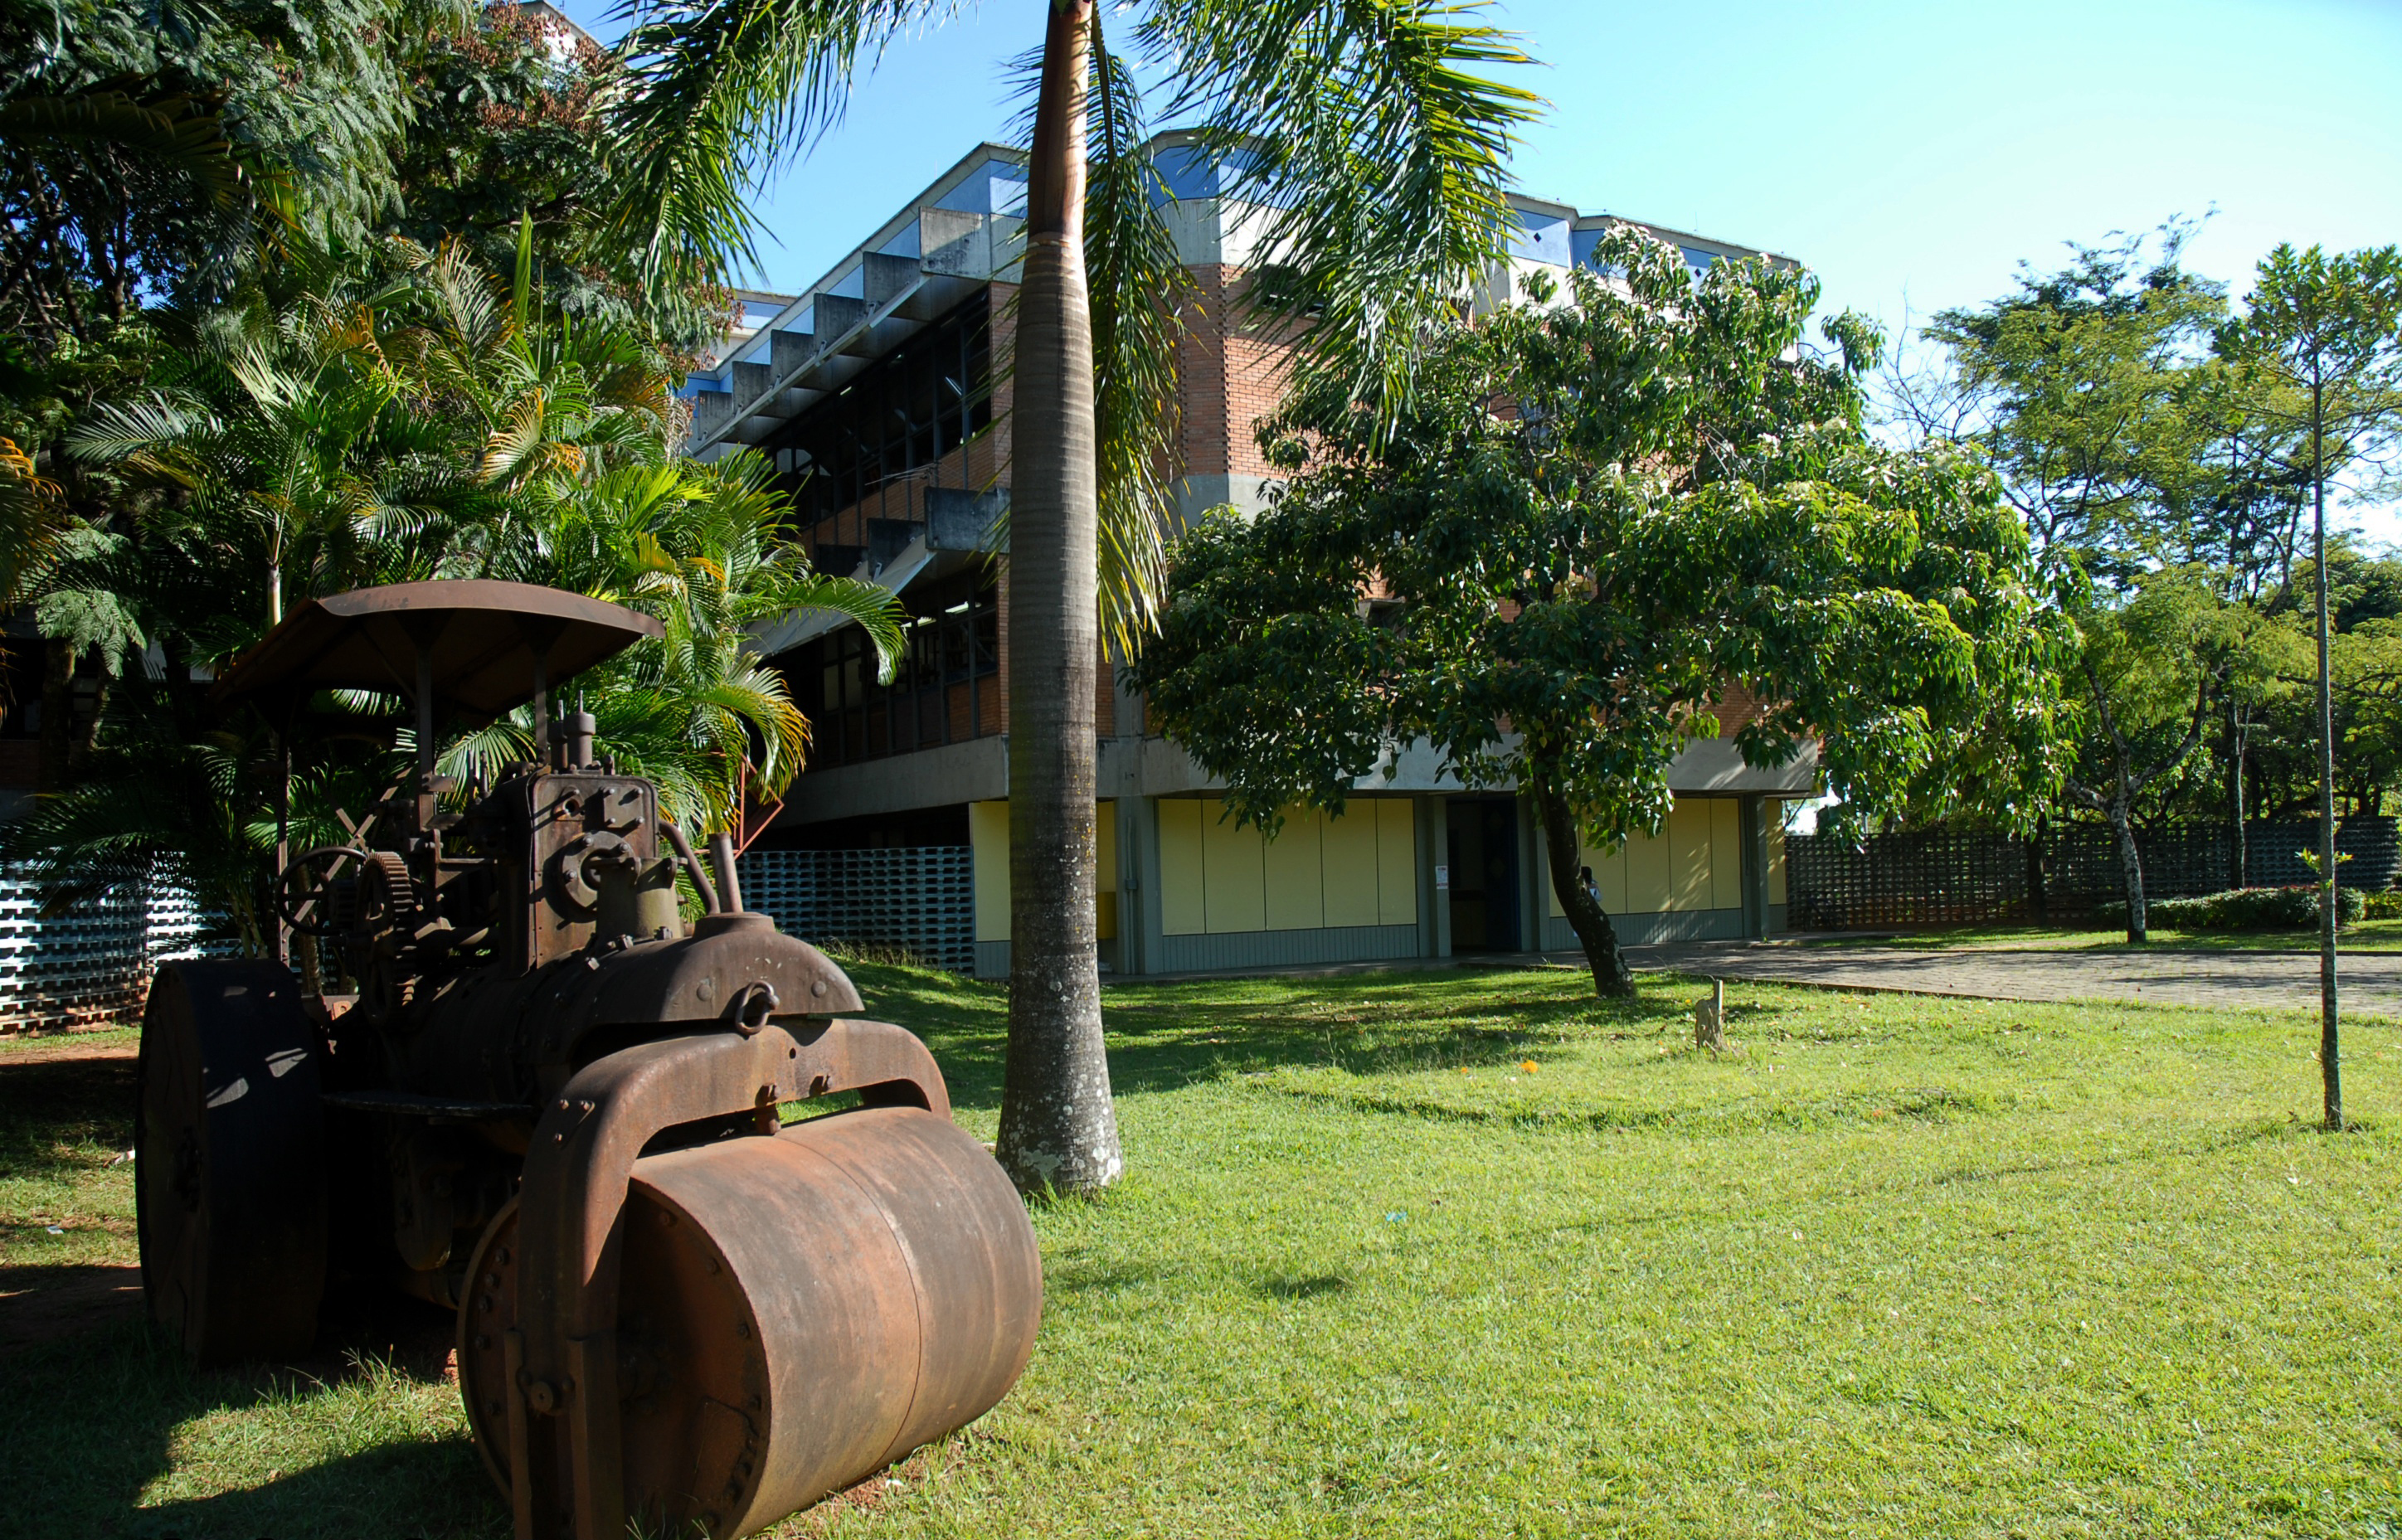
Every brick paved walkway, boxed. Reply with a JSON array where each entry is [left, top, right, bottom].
[[1626, 940, 2402, 1019]]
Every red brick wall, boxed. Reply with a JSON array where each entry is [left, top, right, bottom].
[[1714, 682, 1775, 736], [1175, 266, 1297, 488]]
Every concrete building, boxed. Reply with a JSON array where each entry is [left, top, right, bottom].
[[685, 137, 1813, 978]]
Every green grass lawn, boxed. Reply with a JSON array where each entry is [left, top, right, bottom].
[[0, 1026, 139, 1273], [1793, 916, 2402, 953], [4, 966, 2400, 1538]]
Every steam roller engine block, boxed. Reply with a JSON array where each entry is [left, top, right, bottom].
[[309, 736, 859, 1301]]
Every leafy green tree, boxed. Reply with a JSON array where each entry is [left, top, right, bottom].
[[0, 0, 419, 350], [2328, 615, 2402, 819], [606, 0, 1540, 1192], [1132, 231, 2071, 996], [1924, 226, 2226, 578], [2055, 571, 2237, 941], [2171, 360, 2311, 885], [1915, 227, 2294, 935], [1, 0, 435, 778], [66, 248, 487, 632], [386, 4, 727, 352], [2218, 242, 2402, 1130]]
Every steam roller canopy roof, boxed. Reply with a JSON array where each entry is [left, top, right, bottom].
[[212, 581, 665, 717]]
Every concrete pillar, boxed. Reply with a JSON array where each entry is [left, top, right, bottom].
[[1739, 794, 1768, 940], [1121, 795, 1163, 975], [1519, 794, 1546, 953], [1423, 796, 1453, 958]]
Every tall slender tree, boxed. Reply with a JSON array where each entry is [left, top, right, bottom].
[[1915, 230, 2232, 940], [2219, 244, 2402, 1131], [606, 0, 1539, 1193]]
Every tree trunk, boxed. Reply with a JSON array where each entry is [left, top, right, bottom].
[[2024, 815, 2049, 922], [1529, 770, 1632, 998], [67, 673, 105, 780], [2312, 375, 2341, 1130], [993, 0, 1123, 1196], [2113, 796, 2147, 945], [2227, 699, 2248, 891], [37, 638, 71, 792]]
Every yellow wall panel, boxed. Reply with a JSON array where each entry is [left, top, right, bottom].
[[1553, 836, 1628, 918], [970, 800, 1011, 942], [1767, 804, 1787, 905], [1548, 807, 1766, 919], [1670, 800, 1714, 911], [1201, 799, 1267, 933], [1092, 801, 1118, 938], [1376, 799, 1418, 925], [1597, 842, 1629, 914], [1263, 808, 1325, 931], [1626, 825, 1672, 913], [1321, 804, 1381, 928], [1709, 798, 1743, 911], [1159, 798, 1205, 935]]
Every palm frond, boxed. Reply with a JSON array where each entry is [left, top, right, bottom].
[[0, 81, 250, 207], [1144, 0, 1542, 431], [602, 0, 965, 294], [1083, 14, 1189, 655], [0, 439, 68, 606], [765, 571, 909, 683]]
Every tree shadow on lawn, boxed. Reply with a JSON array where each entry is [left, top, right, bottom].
[[1, 1052, 139, 1183], [842, 960, 1699, 1115], [1, 1293, 501, 1539], [0, 1039, 492, 1537]]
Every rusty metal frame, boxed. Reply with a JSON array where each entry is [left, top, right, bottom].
[[503, 1019, 950, 1540]]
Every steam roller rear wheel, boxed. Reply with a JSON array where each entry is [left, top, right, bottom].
[[137, 959, 327, 1364], [459, 1105, 1043, 1539]]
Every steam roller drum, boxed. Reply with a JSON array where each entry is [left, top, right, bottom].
[[459, 1105, 1043, 1538]]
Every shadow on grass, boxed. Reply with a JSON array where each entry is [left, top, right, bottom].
[[0, 1294, 499, 1538], [839, 958, 1692, 1115], [1260, 1274, 1349, 1301], [121, 1437, 494, 1540], [0, 1052, 138, 1181], [1044, 1258, 1182, 1297]]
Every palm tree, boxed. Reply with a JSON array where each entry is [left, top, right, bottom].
[[605, 0, 1540, 1194], [32, 236, 904, 942], [0, 434, 64, 604], [464, 451, 908, 836], [68, 249, 496, 629]]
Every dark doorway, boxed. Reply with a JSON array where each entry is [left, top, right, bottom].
[[1447, 797, 1522, 951]]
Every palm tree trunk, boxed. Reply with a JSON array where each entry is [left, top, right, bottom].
[[994, 0, 1123, 1195]]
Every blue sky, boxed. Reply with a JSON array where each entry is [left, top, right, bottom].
[[559, 0, 2402, 527]]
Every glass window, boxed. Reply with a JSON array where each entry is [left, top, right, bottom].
[[766, 290, 994, 553]]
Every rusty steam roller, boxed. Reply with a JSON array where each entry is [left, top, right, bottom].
[[135, 581, 1042, 1540]]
